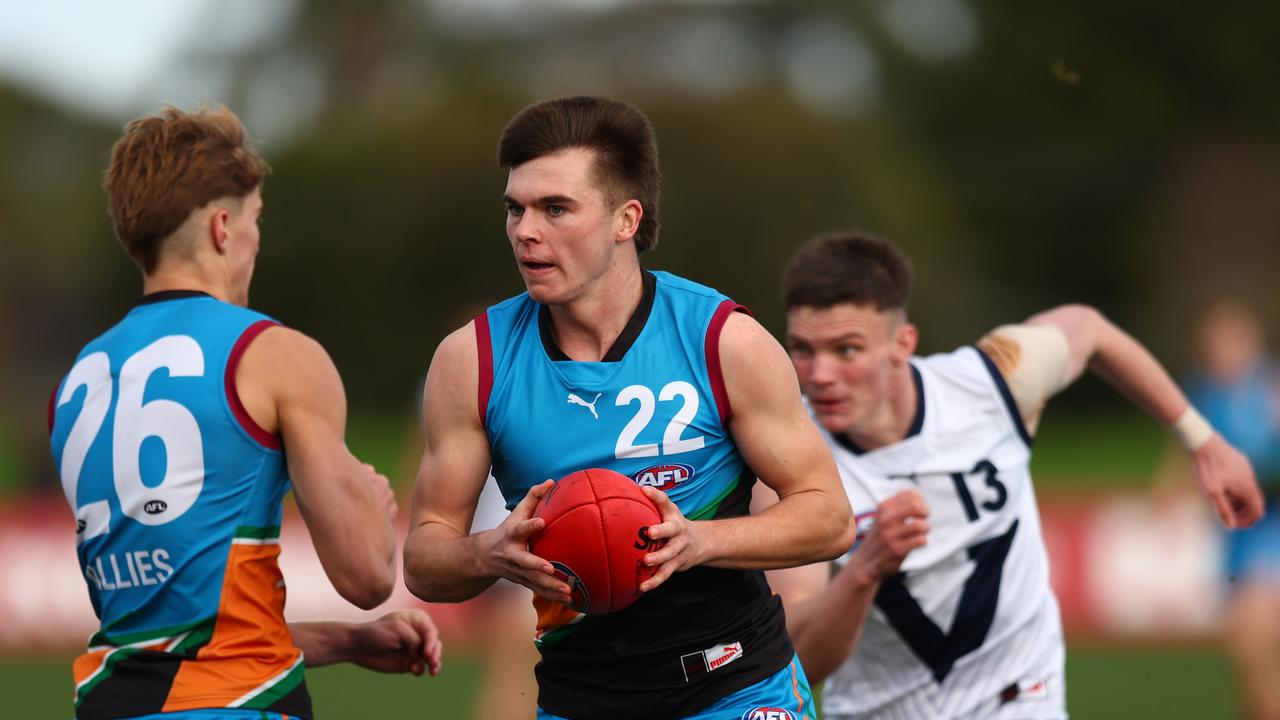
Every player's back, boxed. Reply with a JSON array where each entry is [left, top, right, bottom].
[[49, 290, 311, 720], [820, 346, 1065, 720]]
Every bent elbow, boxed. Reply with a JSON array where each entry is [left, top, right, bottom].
[[831, 521, 858, 559], [335, 571, 393, 611]]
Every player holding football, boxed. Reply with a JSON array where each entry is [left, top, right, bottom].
[[766, 231, 1265, 719], [403, 96, 855, 719], [48, 106, 441, 720]]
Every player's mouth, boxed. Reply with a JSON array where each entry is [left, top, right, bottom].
[[521, 260, 556, 274], [810, 397, 847, 415]]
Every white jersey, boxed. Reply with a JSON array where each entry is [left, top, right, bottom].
[[820, 347, 1066, 720]]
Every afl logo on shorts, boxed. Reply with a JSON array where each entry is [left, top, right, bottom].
[[742, 708, 795, 720], [144, 500, 168, 515], [632, 463, 694, 491], [550, 561, 590, 613]]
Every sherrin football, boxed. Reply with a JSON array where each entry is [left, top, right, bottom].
[[528, 468, 666, 614]]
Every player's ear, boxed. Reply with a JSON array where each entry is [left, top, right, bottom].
[[892, 321, 918, 364], [614, 199, 642, 244], [208, 205, 231, 255]]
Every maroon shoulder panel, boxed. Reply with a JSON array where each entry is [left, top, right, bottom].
[[704, 301, 752, 426], [225, 320, 284, 450], [474, 312, 494, 430], [47, 384, 59, 436]]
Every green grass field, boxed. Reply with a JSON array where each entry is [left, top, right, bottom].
[[0, 645, 1241, 718]]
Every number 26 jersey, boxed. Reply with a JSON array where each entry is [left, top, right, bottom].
[[48, 292, 310, 720]]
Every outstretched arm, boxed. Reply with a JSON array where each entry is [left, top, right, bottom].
[[291, 610, 443, 677], [402, 324, 570, 605], [981, 304, 1264, 528], [640, 312, 855, 590]]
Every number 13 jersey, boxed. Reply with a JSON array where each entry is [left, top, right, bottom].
[[820, 347, 1065, 720]]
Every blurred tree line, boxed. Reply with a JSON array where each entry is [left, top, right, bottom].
[[2, 0, 1278, 492]]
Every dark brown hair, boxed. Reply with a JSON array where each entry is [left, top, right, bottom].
[[104, 105, 270, 273], [783, 231, 914, 312], [498, 96, 661, 253]]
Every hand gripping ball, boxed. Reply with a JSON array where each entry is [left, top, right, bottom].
[[528, 468, 666, 614]]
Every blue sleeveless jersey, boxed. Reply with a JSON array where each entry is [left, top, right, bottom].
[[48, 291, 310, 719], [478, 270, 794, 719]]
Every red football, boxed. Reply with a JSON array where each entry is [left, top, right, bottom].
[[529, 468, 666, 614]]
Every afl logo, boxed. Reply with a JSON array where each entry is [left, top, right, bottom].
[[144, 500, 168, 515], [742, 709, 795, 720], [550, 561, 590, 613], [632, 463, 694, 491]]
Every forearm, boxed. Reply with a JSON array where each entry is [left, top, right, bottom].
[[1086, 317, 1189, 425], [403, 523, 500, 602], [786, 561, 880, 685], [298, 484, 397, 609], [700, 488, 852, 569], [290, 621, 358, 668]]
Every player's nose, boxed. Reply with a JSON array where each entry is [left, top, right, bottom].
[[510, 210, 541, 245], [809, 352, 839, 384]]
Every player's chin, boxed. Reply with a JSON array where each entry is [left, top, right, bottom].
[[814, 407, 854, 434], [522, 278, 565, 305]]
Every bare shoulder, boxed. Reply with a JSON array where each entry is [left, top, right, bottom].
[[239, 325, 337, 385], [423, 321, 480, 420], [244, 324, 329, 363], [428, 321, 479, 387], [718, 310, 802, 409], [235, 325, 343, 434], [718, 309, 779, 356]]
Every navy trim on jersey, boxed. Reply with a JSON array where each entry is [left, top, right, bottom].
[[136, 289, 213, 306], [972, 345, 1034, 448], [832, 364, 925, 456], [538, 270, 656, 362]]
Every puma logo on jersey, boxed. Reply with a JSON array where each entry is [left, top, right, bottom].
[[567, 392, 602, 419]]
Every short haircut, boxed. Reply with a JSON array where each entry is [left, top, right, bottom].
[[497, 96, 661, 253], [104, 105, 270, 273], [783, 231, 914, 312]]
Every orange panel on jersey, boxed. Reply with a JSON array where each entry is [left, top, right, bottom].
[[533, 595, 580, 637], [163, 541, 300, 710]]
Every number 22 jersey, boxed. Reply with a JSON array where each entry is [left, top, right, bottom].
[[48, 291, 310, 719], [820, 347, 1065, 720], [479, 270, 795, 719]]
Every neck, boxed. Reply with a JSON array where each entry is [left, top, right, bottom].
[[546, 264, 644, 362], [143, 265, 232, 304], [842, 363, 918, 451]]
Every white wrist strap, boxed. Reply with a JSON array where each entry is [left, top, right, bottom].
[[1171, 406, 1213, 451]]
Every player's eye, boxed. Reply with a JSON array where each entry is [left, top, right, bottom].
[[547, 205, 566, 217], [837, 344, 860, 358], [788, 344, 812, 359], [506, 204, 524, 217]]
